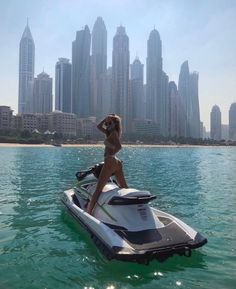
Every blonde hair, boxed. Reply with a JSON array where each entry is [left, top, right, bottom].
[[108, 114, 122, 137]]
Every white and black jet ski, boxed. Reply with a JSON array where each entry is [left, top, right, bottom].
[[61, 163, 207, 264]]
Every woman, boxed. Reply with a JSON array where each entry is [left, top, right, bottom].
[[87, 114, 128, 215]]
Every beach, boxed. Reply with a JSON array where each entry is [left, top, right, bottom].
[[0, 142, 232, 148]]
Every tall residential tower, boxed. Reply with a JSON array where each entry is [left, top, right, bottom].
[[189, 72, 200, 138], [210, 105, 221, 140], [130, 57, 144, 121], [72, 26, 91, 117], [178, 61, 200, 139], [101, 67, 112, 117], [178, 61, 190, 138], [161, 71, 169, 136], [18, 21, 35, 113], [229, 103, 236, 141], [55, 58, 72, 113], [168, 81, 179, 137], [112, 26, 130, 132], [33, 72, 52, 114], [91, 17, 107, 118], [146, 29, 162, 125]]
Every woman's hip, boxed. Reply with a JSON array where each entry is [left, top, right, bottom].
[[104, 155, 121, 166]]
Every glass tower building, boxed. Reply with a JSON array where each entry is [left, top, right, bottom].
[[91, 17, 107, 118], [72, 26, 91, 117], [112, 26, 130, 132], [18, 22, 35, 113], [229, 103, 236, 141], [55, 58, 72, 113], [146, 29, 162, 125], [210, 105, 222, 141]]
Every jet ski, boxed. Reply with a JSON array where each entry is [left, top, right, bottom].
[[61, 163, 207, 264]]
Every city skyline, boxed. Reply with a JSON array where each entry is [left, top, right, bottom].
[[1, 0, 236, 130], [16, 18, 233, 136]]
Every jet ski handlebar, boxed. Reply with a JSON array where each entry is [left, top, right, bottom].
[[76, 162, 105, 181]]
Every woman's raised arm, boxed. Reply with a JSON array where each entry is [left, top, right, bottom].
[[97, 118, 107, 134]]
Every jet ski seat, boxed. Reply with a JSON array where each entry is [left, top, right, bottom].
[[99, 187, 156, 205]]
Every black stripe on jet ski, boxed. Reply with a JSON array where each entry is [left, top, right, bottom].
[[72, 194, 82, 207], [108, 195, 156, 205], [102, 222, 127, 230], [111, 244, 193, 264], [114, 223, 196, 251]]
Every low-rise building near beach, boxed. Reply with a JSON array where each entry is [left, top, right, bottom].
[[47, 111, 76, 136], [77, 117, 100, 139], [13, 113, 37, 131], [0, 106, 13, 129], [132, 119, 160, 136]]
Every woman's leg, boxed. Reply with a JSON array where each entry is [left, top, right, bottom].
[[114, 160, 128, 188], [87, 158, 116, 215]]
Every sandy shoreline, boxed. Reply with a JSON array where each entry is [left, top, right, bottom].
[[0, 143, 103, 148], [0, 143, 234, 148]]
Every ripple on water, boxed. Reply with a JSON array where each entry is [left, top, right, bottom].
[[0, 147, 236, 289]]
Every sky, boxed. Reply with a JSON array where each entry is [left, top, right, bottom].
[[0, 0, 236, 130]]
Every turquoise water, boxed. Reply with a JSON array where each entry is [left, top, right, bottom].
[[0, 147, 236, 289]]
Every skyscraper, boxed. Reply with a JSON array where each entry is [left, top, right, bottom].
[[130, 57, 144, 121], [189, 72, 200, 138], [178, 61, 190, 138], [112, 26, 130, 132], [229, 102, 236, 141], [200, 122, 208, 139], [72, 26, 91, 117], [161, 71, 169, 137], [101, 67, 112, 117], [143, 84, 147, 120], [55, 58, 72, 113], [168, 81, 179, 137], [178, 62, 200, 139], [146, 29, 162, 125], [91, 17, 107, 118], [210, 105, 221, 140], [221, 124, 229, 140], [33, 72, 52, 113], [18, 21, 35, 113]]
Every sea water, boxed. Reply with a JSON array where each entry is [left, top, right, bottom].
[[0, 146, 235, 289]]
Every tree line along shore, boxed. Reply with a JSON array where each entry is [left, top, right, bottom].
[[0, 128, 235, 146]]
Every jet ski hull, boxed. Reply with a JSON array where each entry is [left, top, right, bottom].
[[61, 187, 207, 264]]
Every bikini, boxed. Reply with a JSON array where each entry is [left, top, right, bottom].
[[104, 139, 118, 160]]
